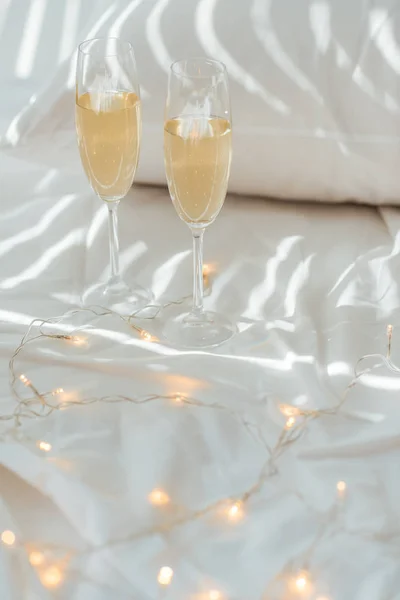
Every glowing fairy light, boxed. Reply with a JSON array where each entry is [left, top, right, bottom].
[[203, 263, 216, 277], [174, 394, 184, 403], [228, 503, 239, 518], [209, 591, 223, 600], [29, 551, 45, 566], [37, 441, 52, 452], [337, 480, 347, 498], [1, 530, 16, 546], [62, 335, 87, 346], [52, 388, 64, 396], [295, 574, 307, 591], [157, 566, 174, 586], [148, 488, 170, 506], [285, 416, 296, 430], [226, 501, 243, 521], [39, 565, 63, 589], [19, 374, 29, 385], [280, 404, 300, 417], [193, 591, 225, 600], [202, 263, 217, 287], [141, 330, 152, 342], [286, 570, 312, 596]]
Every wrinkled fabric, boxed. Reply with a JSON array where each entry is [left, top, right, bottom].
[[1, 1, 400, 599], [1, 151, 400, 599]]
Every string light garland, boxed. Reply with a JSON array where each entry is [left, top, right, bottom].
[[6, 265, 214, 424], [263, 490, 348, 599], [1, 280, 397, 597]]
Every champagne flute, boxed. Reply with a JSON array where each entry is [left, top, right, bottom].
[[75, 37, 152, 313], [163, 58, 235, 348]]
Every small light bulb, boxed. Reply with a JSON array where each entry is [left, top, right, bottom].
[[1, 530, 16, 546], [229, 504, 239, 516], [141, 330, 152, 342], [40, 565, 63, 589], [72, 336, 86, 346], [226, 501, 243, 521], [203, 263, 216, 277], [337, 480, 346, 497], [285, 416, 296, 429], [209, 591, 222, 600], [174, 394, 184, 403], [157, 566, 173, 586], [37, 441, 52, 452], [280, 404, 299, 417], [19, 374, 29, 385], [296, 576, 307, 590], [288, 570, 311, 595], [387, 324, 393, 336], [148, 488, 170, 506], [52, 387, 64, 396], [29, 551, 45, 566]]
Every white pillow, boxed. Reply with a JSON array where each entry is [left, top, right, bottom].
[[2, 0, 400, 204]]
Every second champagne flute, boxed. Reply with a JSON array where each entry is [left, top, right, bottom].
[[163, 58, 235, 348], [76, 37, 152, 314]]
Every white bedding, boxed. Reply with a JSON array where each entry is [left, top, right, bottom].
[[1, 150, 400, 599], [2, 2, 400, 599], [2, 0, 400, 203]]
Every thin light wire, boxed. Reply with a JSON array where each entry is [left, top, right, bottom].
[[2, 291, 396, 593]]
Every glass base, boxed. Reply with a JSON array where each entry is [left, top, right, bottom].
[[162, 308, 236, 349], [83, 278, 153, 316]]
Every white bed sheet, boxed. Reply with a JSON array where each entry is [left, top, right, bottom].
[[1, 148, 400, 599], [2, 1, 400, 598]]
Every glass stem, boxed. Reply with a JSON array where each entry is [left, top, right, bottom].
[[107, 202, 121, 285], [192, 229, 205, 316]]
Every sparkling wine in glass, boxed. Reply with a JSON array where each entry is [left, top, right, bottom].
[[163, 58, 235, 347], [76, 37, 152, 313]]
